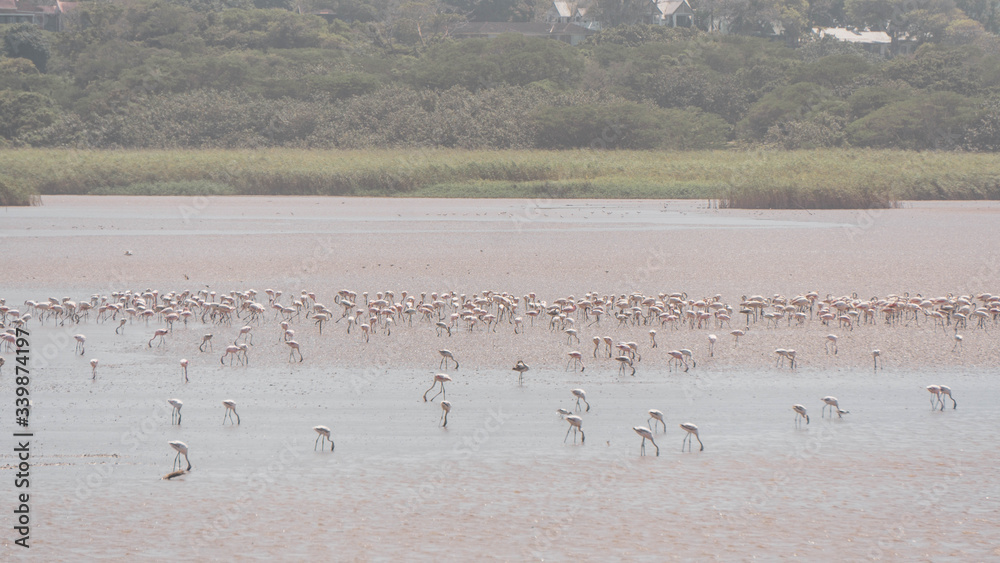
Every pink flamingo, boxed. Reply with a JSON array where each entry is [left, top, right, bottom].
[[633, 426, 659, 456], [423, 373, 451, 402], [148, 328, 168, 347], [286, 340, 303, 362], [566, 351, 585, 372]]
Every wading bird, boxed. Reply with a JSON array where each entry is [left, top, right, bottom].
[[74, 334, 86, 355], [90, 358, 98, 380], [680, 422, 703, 452], [222, 400, 240, 425], [633, 426, 659, 456], [615, 355, 636, 376], [169, 399, 183, 425], [313, 425, 334, 451], [423, 373, 451, 402], [286, 340, 303, 362], [825, 334, 838, 355], [440, 400, 451, 428], [647, 409, 665, 432], [566, 351, 585, 372], [199, 334, 213, 352], [439, 349, 458, 369], [938, 385, 957, 410], [926, 385, 942, 409], [822, 396, 849, 418], [148, 328, 168, 348], [169, 440, 191, 472], [180, 359, 188, 383], [872, 349, 881, 371], [512, 360, 529, 385], [572, 388, 590, 412], [793, 404, 809, 428], [564, 415, 584, 444]]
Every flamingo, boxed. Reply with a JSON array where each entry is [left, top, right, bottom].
[[793, 404, 809, 428], [731, 329, 745, 345], [572, 388, 590, 412], [592, 336, 602, 357], [649, 330, 657, 348], [169, 441, 191, 471], [680, 422, 703, 452], [633, 426, 659, 456], [90, 358, 98, 380], [286, 340, 303, 362], [236, 325, 253, 346], [564, 415, 584, 444], [313, 425, 334, 451], [169, 399, 183, 425], [74, 334, 86, 355], [938, 385, 957, 410], [872, 349, 881, 370], [199, 334, 213, 352], [423, 373, 451, 402], [556, 408, 572, 418], [565, 328, 580, 344], [180, 359, 188, 383], [822, 396, 849, 418], [439, 349, 458, 369], [435, 321, 451, 337], [708, 334, 716, 357], [440, 400, 451, 427], [221, 345, 241, 365], [926, 385, 942, 409], [647, 409, 665, 432], [825, 334, 838, 355], [679, 349, 696, 368], [115, 319, 126, 334], [148, 328, 168, 347], [512, 360, 529, 385], [667, 350, 688, 372], [615, 355, 635, 376], [566, 351, 585, 372], [952, 334, 963, 352], [222, 400, 240, 425]]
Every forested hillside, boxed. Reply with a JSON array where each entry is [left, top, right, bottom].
[[2, 0, 1000, 151]]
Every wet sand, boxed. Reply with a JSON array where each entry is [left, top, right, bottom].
[[1, 196, 999, 560]]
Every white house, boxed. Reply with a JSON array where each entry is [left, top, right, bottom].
[[544, 1, 600, 30], [815, 27, 893, 56], [645, 0, 694, 28]]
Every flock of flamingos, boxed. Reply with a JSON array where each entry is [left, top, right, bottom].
[[0, 286, 982, 475]]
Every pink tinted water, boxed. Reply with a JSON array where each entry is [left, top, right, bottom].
[[0, 197, 998, 560]]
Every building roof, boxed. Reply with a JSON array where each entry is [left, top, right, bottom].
[[816, 27, 891, 45], [652, 0, 693, 16], [450, 22, 597, 37], [551, 2, 574, 18]]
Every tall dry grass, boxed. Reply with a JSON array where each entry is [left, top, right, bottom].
[[2, 148, 999, 207]]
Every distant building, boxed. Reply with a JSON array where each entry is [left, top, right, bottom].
[[449, 22, 598, 46], [544, 1, 600, 30], [644, 0, 694, 28], [813, 27, 915, 57], [0, 1, 79, 31]]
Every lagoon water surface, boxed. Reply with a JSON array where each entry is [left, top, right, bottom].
[[2, 197, 999, 560]]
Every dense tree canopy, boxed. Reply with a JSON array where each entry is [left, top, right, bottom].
[[0, 0, 998, 150]]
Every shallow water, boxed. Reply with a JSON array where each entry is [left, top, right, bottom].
[[2, 197, 999, 560]]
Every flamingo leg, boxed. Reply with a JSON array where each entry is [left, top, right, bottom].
[[423, 382, 437, 402]]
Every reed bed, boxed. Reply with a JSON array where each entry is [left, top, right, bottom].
[[2, 149, 1000, 208]]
